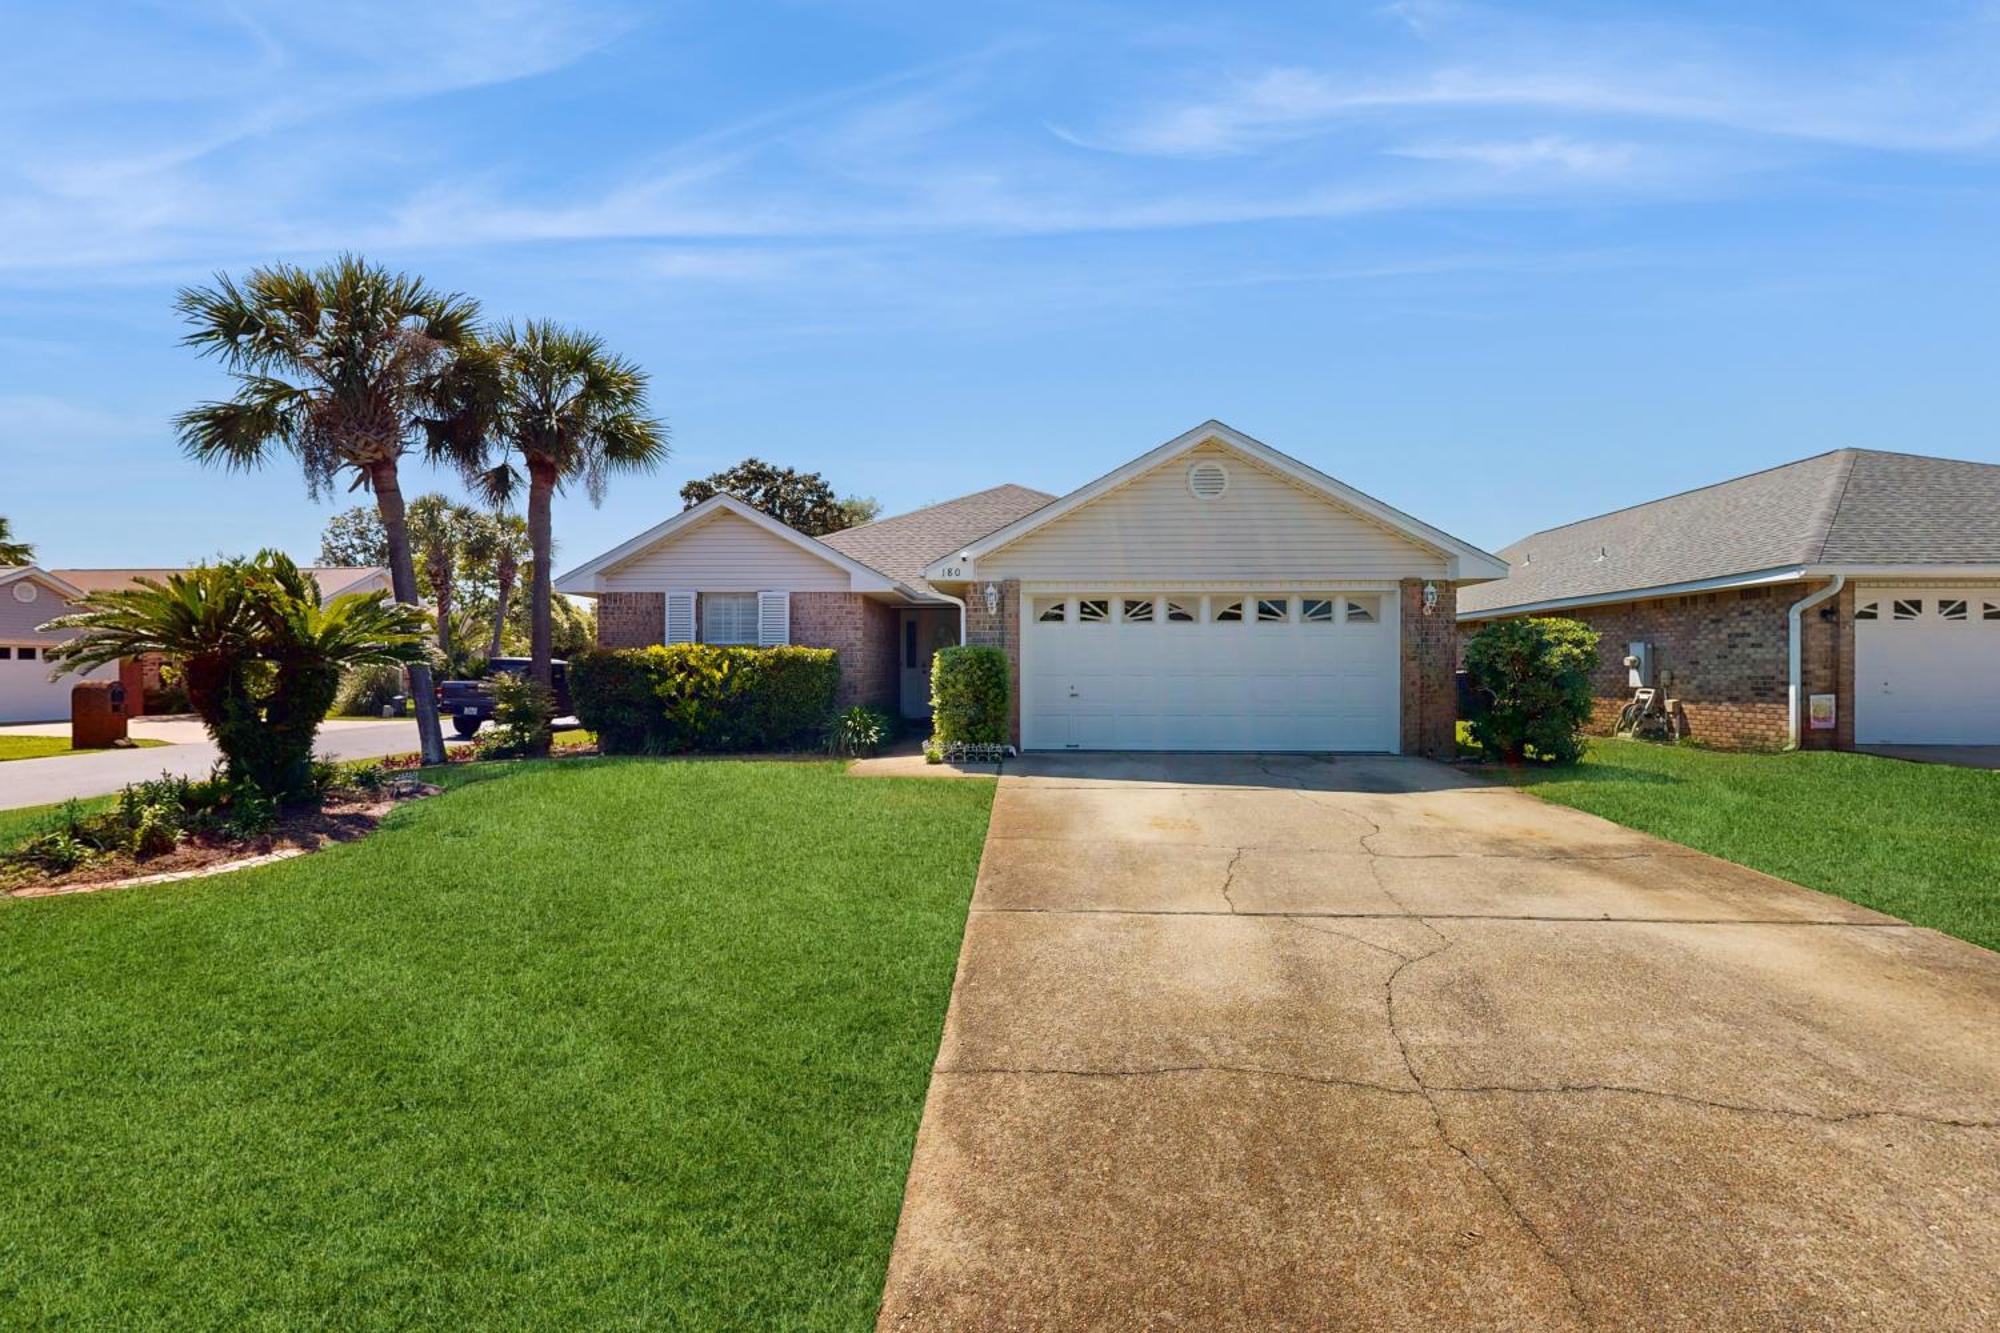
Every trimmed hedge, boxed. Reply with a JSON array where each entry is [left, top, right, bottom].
[[1462, 617, 1601, 764], [570, 645, 840, 755], [930, 645, 1009, 746]]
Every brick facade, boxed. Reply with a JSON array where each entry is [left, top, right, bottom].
[[964, 579, 1022, 746], [790, 592, 898, 710], [1498, 578, 1849, 751], [597, 591, 664, 648], [1400, 579, 1458, 759]]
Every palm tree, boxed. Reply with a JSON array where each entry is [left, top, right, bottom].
[[45, 552, 429, 803], [174, 255, 490, 764], [461, 510, 531, 658], [469, 321, 666, 690], [0, 516, 33, 565]]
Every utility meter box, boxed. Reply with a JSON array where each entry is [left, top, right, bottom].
[[71, 680, 130, 749], [1624, 641, 1655, 689]]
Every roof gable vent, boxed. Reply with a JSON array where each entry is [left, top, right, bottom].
[[1187, 459, 1230, 500]]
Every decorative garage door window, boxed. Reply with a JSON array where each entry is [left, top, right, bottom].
[[1121, 598, 1155, 622], [1164, 598, 1197, 622], [1345, 596, 1379, 624], [1988, 602, 2000, 621], [1893, 599, 1922, 620], [1035, 597, 1067, 623], [1212, 598, 1244, 622], [1855, 601, 1878, 619], [1302, 597, 1335, 623], [1940, 599, 1968, 621], [1255, 597, 1290, 623], [1077, 598, 1110, 623]]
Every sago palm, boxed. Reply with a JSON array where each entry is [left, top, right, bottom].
[[174, 255, 488, 764], [0, 516, 33, 565], [45, 552, 429, 802], [469, 320, 666, 690]]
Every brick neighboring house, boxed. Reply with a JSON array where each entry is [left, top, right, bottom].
[[1458, 449, 2000, 751], [557, 421, 1507, 756]]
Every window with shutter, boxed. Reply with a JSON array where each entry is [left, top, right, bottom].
[[665, 591, 696, 644], [702, 592, 760, 645], [757, 591, 790, 645]]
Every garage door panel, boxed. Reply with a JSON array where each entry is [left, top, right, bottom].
[[1024, 592, 1400, 753], [1855, 588, 2000, 745]]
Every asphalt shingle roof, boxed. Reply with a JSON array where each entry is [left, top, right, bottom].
[[1459, 448, 2000, 615], [821, 484, 1055, 593]]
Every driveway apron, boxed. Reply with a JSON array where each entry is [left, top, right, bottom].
[[878, 754, 2000, 1331]]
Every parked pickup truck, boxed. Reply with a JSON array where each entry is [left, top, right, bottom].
[[436, 657, 573, 738]]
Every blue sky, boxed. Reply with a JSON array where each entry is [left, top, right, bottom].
[[6, 0, 1999, 570]]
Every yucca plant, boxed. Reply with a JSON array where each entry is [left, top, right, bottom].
[[45, 552, 430, 804]]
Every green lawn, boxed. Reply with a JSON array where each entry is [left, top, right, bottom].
[[0, 758, 994, 1328], [1490, 739, 1999, 952], [0, 735, 167, 762]]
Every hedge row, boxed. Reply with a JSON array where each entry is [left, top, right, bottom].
[[570, 645, 840, 754]]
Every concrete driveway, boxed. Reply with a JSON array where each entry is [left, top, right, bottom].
[[879, 754, 2000, 1331]]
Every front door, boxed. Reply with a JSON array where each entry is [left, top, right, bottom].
[[900, 610, 956, 718]]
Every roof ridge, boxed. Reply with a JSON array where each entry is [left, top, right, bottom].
[[827, 483, 1055, 537], [1809, 449, 1862, 563], [1506, 449, 1854, 547]]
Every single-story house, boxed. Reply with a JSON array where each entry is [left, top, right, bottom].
[[556, 421, 1507, 756], [0, 564, 392, 723], [1458, 448, 2000, 750]]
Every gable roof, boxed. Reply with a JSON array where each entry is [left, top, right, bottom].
[[1459, 448, 2000, 617], [553, 493, 913, 596], [924, 420, 1508, 583], [820, 484, 1055, 593], [0, 565, 85, 600]]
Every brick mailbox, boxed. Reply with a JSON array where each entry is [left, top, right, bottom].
[[71, 679, 131, 748]]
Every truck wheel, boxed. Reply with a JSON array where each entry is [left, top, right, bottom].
[[452, 717, 481, 738]]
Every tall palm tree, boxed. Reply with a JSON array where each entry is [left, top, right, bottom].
[[461, 510, 531, 658], [469, 321, 666, 690], [0, 516, 33, 565], [174, 255, 489, 764]]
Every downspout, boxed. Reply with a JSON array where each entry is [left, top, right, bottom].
[[1786, 574, 1845, 750]]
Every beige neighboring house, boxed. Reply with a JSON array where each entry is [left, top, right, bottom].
[[557, 421, 1506, 755], [0, 564, 392, 724]]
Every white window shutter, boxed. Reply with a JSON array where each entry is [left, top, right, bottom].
[[665, 591, 696, 644], [757, 590, 790, 646]]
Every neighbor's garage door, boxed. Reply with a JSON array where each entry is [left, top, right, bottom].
[[0, 645, 110, 724], [1022, 591, 1400, 752], [1854, 588, 2000, 745]]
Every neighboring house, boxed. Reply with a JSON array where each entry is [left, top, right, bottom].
[[0, 564, 394, 724], [557, 421, 1506, 755], [0, 566, 124, 723], [1458, 449, 2000, 751]]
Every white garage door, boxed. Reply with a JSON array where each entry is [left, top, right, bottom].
[[0, 644, 111, 723], [1022, 591, 1400, 752], [1854, 589, 2000, 744]]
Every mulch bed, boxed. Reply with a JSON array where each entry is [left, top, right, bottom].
[[3, 787, 439, 899]]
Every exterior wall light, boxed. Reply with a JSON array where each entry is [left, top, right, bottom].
[[1422, 582, 1439, 616], [983, 582, 1000, 617]]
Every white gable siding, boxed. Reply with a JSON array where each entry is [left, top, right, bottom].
[[599, 510, 852, 592], [0, 576, 72, 641], [978, 443, 1448, 582]]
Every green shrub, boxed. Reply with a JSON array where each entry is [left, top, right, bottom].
[[1462, 617, 1601, 764], [570, 645, 840, 755], [823, 705, 894, 757], [476, 673, 556, 759], [930, 645, 1009, 746], [334, 664, 405, 717]]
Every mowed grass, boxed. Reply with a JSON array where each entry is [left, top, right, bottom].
[[0, 735, 166, 761], [0, 758, 994, 1329], [1492, 739, 2000, 952]]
